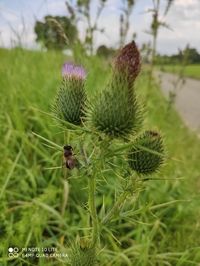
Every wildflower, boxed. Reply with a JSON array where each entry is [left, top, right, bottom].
[[114, 41, 141, 84], [88, 42, 142, 137], [62, 62, 87, 80], [53, 63, 87, 125]]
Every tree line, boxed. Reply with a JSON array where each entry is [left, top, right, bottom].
[[156, 45, 200, 65]]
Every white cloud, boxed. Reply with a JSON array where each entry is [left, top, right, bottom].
[[175, 0, 199, 7], [1, 11, 18, 22], [47, 0, 67, 15], [0, 0, 199, 54], [156, 0, 200, 53]]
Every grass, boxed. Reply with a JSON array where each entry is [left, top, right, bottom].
[[159, 64, 200, 79], [0, 47, 200, 265]]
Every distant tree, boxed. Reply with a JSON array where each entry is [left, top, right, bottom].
[[96, 45, 115, 58], [34, 15, 78, 50], [182, 45, 200, 64]]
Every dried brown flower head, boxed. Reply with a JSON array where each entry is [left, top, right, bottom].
[[114, 41, 141, 84]]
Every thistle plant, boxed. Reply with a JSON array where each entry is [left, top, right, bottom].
[[51, 41, 165, 265], [128, 130, 164, 174], [88, 42, 142, 137], [53, 62, 87, 125]]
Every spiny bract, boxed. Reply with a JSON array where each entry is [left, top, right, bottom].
[[88, 41, 142, 137], [88, 75, 142, 137], [69, 242, 96, 266], [53, 76, 86, 125], [128, 130, 164, 174]]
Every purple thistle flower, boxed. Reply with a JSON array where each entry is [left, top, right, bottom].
[[62, 62, 87, 80]]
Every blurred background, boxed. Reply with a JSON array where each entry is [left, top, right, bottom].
[[0, 1, 200, 265], [1, 0, 200, 55]]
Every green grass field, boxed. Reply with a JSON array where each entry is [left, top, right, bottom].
[[0, 48, 200, 265], [159, 64, 200, 80]]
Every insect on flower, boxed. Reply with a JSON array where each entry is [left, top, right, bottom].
[[63, 145, 78, 169]]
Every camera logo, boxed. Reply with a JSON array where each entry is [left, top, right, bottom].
[[8, 247, 19, 258]]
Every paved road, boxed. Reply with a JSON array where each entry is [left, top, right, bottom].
[[155, 71, 200, 133]]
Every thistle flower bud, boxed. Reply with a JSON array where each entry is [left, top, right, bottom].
[[69, 241, 96, 266], [128, 130, 164, 174], [88, 42, 142, 138], [88, 77, 142, 137], [53, 62, 87, 125], [114, 41, 141, 84]]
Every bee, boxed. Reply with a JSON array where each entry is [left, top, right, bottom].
[[63, 145, 78, 169]]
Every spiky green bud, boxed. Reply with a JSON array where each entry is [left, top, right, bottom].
[[69, 241, 96, 266], [89, 76, 142, 137], [128, 130, 164, 174], [53, 62, 86, 125], [88, 42, 142, 138]]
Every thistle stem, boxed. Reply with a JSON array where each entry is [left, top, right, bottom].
[[88, 176, 99, 246], [61, 179, 69, 217], [102, 190, 129, 225]]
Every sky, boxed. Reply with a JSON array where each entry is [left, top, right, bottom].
[[0, 0, 200, 54]]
